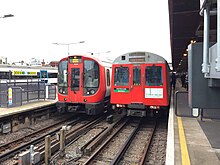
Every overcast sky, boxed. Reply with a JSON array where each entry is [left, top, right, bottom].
[[0, 0, 171, 64]]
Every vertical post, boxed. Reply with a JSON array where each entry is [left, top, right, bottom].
[[38, 80, 40, 100], [20, 87, 22, 106], [54, 85, 56, 99], [202, 5, 210, 76], [30, 145, 34, 165], [45, 135, 51, 165], [216, 0, 220, 71], [44, 81, 46, 100], [14, 88, 16, 106], [7, 83, 8, 108], [200, 108, 204, 121], [27, 80, 29, 102], [59, 128, 65, 157]]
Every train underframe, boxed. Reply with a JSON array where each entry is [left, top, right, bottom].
[[56, 97, 110, 115], [56, 102, 104, 115], [112, 103, 169, 117]]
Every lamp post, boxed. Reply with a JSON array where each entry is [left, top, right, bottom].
[[0, 14, 14, 18], [52, 41, 85, 55]]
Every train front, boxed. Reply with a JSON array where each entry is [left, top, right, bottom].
[[56, 55, 106, 115]]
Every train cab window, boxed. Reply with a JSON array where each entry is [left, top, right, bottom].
[[83, 60, 100, 88], [145, 66, 163, 86], [133, 67, 141, 85], [107, 69, 110, 86], [114, 67, 129, 86], [58, 60, 68, 87]]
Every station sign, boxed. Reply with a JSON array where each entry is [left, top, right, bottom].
[[40, 70, 48, 79], [12, 70, 37, 76]]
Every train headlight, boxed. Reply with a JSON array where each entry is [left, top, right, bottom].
[[90, 90, 95, 94], [59, 88, 63, 93], [59, 87, 68, 95]]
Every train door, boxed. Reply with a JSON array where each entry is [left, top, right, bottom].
[[112, 65, 131, 104], [130, 66, 143, 103], [68, 56, 83, 102], [142, 64, 164, 105]]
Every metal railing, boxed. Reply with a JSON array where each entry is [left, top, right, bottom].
[[0, 81, 56, 108]]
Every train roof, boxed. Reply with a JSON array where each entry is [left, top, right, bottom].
[[60, 54, 112, 68], [113, 51, 167, 64], [0, 64, 57, 72]]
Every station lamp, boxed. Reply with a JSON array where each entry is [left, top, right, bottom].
[[0, 14, 14, 18]]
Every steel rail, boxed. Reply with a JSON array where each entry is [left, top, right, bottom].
[[83, 118, 130, 165], [0, 116, 80, 163], [139, 122, 157, 165], [110, 119, 142, 165], [0, 115, 76, 153], [42, 115, 108, 163]]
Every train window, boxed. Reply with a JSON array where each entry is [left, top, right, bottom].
[[83, 60, 100, 88], [0, 72, 9, 79], [114, 67, 129, 86], [71, 68, 80, 91], [133, 67, 141, 85], [58, 60, 68, 87], [48, 73, 57, 78], [107, 69, 110, 86], [145, 66, 163, 86]]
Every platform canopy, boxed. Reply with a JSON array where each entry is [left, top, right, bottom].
[[168, 0, 217, 72]]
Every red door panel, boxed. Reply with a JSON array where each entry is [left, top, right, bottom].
[[130, 66, 143, 103], [68, 62, 83, 103], [142, 64, 166, 106]]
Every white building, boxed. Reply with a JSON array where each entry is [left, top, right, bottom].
[[0, 56, 7, 64], [29, 58, 41, 66]]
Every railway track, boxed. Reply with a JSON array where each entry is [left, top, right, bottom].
[[2, 112, 167, 165], [50, 114, 126, 164], [81, 118, 167, 165], [0, 115, 80, 164], [1, 115, 111, 165]]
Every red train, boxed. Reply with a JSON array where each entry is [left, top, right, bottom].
[[56, 55, 112, 115], [111, 51, 171, 117]]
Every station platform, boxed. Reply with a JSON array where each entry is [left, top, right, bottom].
[[0, 100, 57, 119], [166, 80, 220, 165]]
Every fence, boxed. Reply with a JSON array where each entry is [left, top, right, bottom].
[[0, 80, 56, 108]]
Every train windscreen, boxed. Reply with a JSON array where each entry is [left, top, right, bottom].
[[114, 67, 129, 86], [145, 66, 163, 86], [58, 60, 68, 94], [83, 60, 99, 88]]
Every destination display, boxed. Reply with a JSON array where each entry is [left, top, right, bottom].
[[129, 57, 145, 62], [114, 88, 129, 93], [69, 56, 82, 63], [129, 52, 145, 56]]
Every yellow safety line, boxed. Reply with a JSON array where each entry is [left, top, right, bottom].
[[177, 117, 191, 165]]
